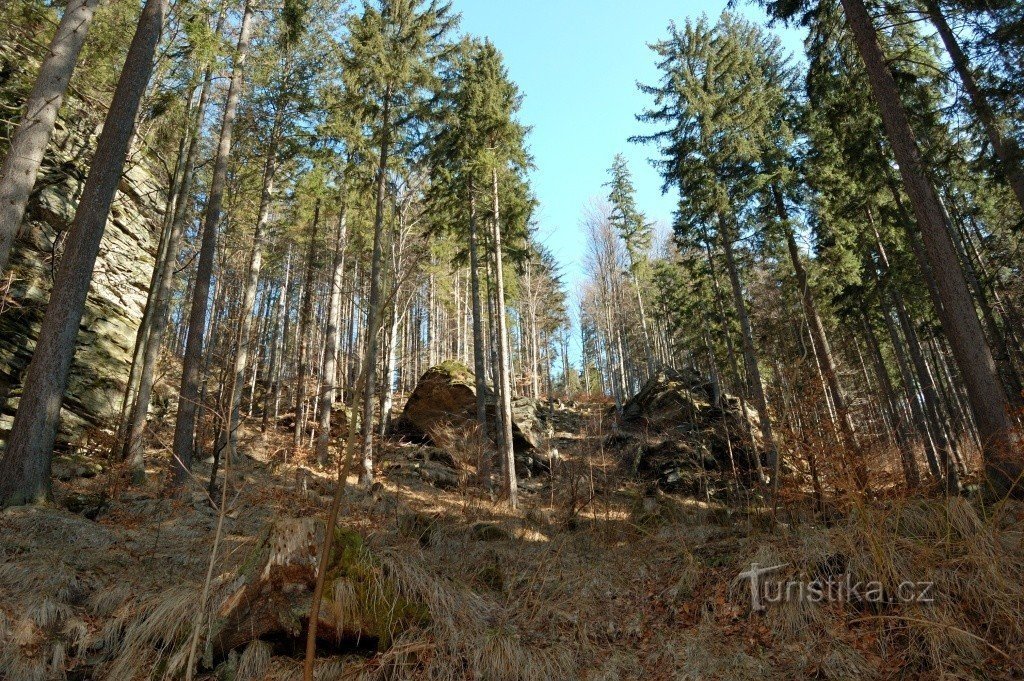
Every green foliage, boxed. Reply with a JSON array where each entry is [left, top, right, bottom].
[[605, 154, 652, 275]]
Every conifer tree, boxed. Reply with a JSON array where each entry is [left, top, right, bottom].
[[635, 14, 782, 481], [338, 0, 456, 485], [605, 154, 655, 375]]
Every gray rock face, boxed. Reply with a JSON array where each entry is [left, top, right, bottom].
[[0, 110, 163, 449], [610, 367, 764, 492]]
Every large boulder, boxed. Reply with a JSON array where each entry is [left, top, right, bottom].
[[612, 367, 764, 489], [395, 362, 547, 456]]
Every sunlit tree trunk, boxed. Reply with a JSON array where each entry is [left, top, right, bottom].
[[359, 90, 392, 485], [491, 167, 517, 507], [265, 246, 291, 432], [467, 180, 489, 442], [316, 203, 347, 464], [0, 0, 101, 275], [0, 0, 167, 506], [293, 203, 320, 454]]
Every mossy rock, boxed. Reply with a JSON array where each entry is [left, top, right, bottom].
[[322, 528, 429, 649], [469, 521, 512, 542], [396, 363, 546, 454]]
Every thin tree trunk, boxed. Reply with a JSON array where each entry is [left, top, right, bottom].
[[359, 90, 392, 485], [924, 0, 1024, 210], [631, 270, 655, 376], [171, 0, 253, 484], [0, 0, 167, 507], [491, 167, 518, 508], [467, 179, 489, 445], [720, 223, 778, 484], [379, 298, 401, 436], [293, 202, 320, 454], [704, 236, 761, 475], [840, 0, 1018, 494], [265, 247, 291, 432], [0, 0, 101, 274], [316, 202, 347, 464]]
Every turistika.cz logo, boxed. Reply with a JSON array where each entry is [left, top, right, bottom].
[[735, 562, 935, 611]]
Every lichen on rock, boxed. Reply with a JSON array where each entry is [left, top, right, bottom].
[[0, 94, 163, 450]]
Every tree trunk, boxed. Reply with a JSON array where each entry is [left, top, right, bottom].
[[379, 297, 401, 436], [923, 0, 1024, 210], [491, 167, 518, 508], [0, 0, 167, 507], [0, 0, 101, 274], [720, 223, 778, 484], [359, 90, 392, 485], [840, 0, 1018, 494], [704, 236, 761, 475], [631, 269, 655, 376], [293, 203, 320, 455], [467, 179, 489, 445], [264, 247, 291, 432], [170, 0, 253, 484], [316, 203, 347, 464]]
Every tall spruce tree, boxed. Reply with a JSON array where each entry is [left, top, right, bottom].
[[635, 13, 782, 482], [335, 0, 457, 484]]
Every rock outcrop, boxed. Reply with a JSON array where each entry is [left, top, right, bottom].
[[610, 367, 764, 493], [0, 94, 162, 448], [394, 362, 555, 476]]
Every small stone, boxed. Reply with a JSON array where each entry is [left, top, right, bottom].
[[469, 521, 512, 542]]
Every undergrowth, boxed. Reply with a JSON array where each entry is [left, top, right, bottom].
[[1, 420, 1022, 680]]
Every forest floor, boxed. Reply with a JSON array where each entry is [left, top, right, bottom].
[[2, 398, 1024, 680]]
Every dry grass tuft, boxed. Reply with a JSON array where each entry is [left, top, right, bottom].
[[3, 408, 1024, 680], [236, 639, 273, 680], [726, 496, 1024, 678]]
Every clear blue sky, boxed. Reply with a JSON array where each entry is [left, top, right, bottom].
[[451, 0, 805, 294]]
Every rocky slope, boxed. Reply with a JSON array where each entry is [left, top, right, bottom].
[[0, 95, 163, 449]]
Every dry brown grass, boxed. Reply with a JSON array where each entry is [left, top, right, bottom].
[[1, 407, 1023, 680]]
